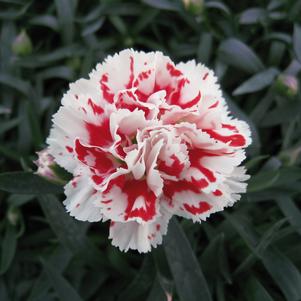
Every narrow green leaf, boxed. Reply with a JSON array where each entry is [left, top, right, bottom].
[[244, 277, 274, 301], [0, 172, 63, 194], [233, 68, 279, 95], [42, 259, 83, 301], [0, 224, 17, 275], [247, 170, 280, 192], [0, 278, 9, 301], [29, 246, 72, 301], [219, 38, 265, 74], [293, 23, 301, 63], [54, 0, 76, 45], [261, 250, 301, 301], [201, 234, 232, 284], [118, 256, 155, 301], [14, 44, 83, 68], [197, 32, 213, 64], [81, 18, 104, 36], [275, 195, 301, 236], [0, 2, 31, 20], [0, 73, 31, 96], [0, 117, 19, 135], [245, 155, 269, 170], [226, 213, 301, 301], [37, 66, 74, 80], [38, 195, 107, 268], [146, 276, 167, 301], [260, 101, 301, 127], [30, 15, 59, 31], [164, 218, 212, 301]]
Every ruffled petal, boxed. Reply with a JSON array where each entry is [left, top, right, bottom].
[[109, 210, 171, 253], [64, 175, 103, 222]]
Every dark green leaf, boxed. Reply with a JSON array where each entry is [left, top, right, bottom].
[[0, 172, 63, 194], [42, 259, 83, 301], [29, 246, 72, 301], [118, 256, 155, 301], [0, 2, 31, 20], [244, 277, 274, 301], [293, 23, 301, 63], [248, 170, 280, 192], [275, 195, 301, 236], [164, 218, 212, 301], [38, 195, 108, 268], [0, 224, 17, 275], [146, 276, 167, 301], [54, 0, 76, 45], [0, 73, 31, 96], [30, 15, 59, 31]]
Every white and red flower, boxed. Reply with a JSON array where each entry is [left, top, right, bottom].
[[47, 49, 251, 253]]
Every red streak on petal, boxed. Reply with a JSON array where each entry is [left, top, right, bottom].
[[189, 149, 216, 182], [75, 139, 114, 173], [110, 221, 115, 227], [204, 129, 246, 147], [104, 175, 126, 193], [76, 203, 80, 208], [222, 123, 238, 132], [180, 91, 201, 109], [163, 178, 208, 200], [101, 200, 112, 204], [85, 118, 113, 147], [124, 179, 156, 222], [183, 201, 212, 215], [66, 146, 73, 153], [87, 98, 104, 115], [209, 100, 219, 109], [156, 224, 161, 231], [202, 72, 209, 81], [166, 62, 182, 77], [126, 56, 134, 89], [105, 176, 157, 222], [100, 74, 114, 103], [158, 154, 185, 177], [213, 189, 223, 196]]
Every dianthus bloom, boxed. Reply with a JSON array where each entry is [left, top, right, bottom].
[[47, 49, 251, 253]]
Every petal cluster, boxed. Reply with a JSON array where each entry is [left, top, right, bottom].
[[47, 49, 251, 253]]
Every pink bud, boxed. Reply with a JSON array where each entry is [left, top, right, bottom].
[[34, 148, 57, 181]]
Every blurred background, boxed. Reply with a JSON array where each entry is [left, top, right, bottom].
[[0, 0, 301, 300]]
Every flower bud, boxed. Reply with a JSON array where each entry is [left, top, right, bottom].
[[34, 148, 58, 181], [34, 148, 72, 184], [276, 74, 299, 97], [12, 30, 33, 56], [183, 0, 204, 15]]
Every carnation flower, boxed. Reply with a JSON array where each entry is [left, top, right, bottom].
[[47, 49, 251, 253]]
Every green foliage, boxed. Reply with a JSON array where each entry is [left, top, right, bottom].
[[0, 0, 301, 300]]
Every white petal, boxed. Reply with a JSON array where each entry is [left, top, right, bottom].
[[109, 209, 171, 253], [64, 175, 103, 222]]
